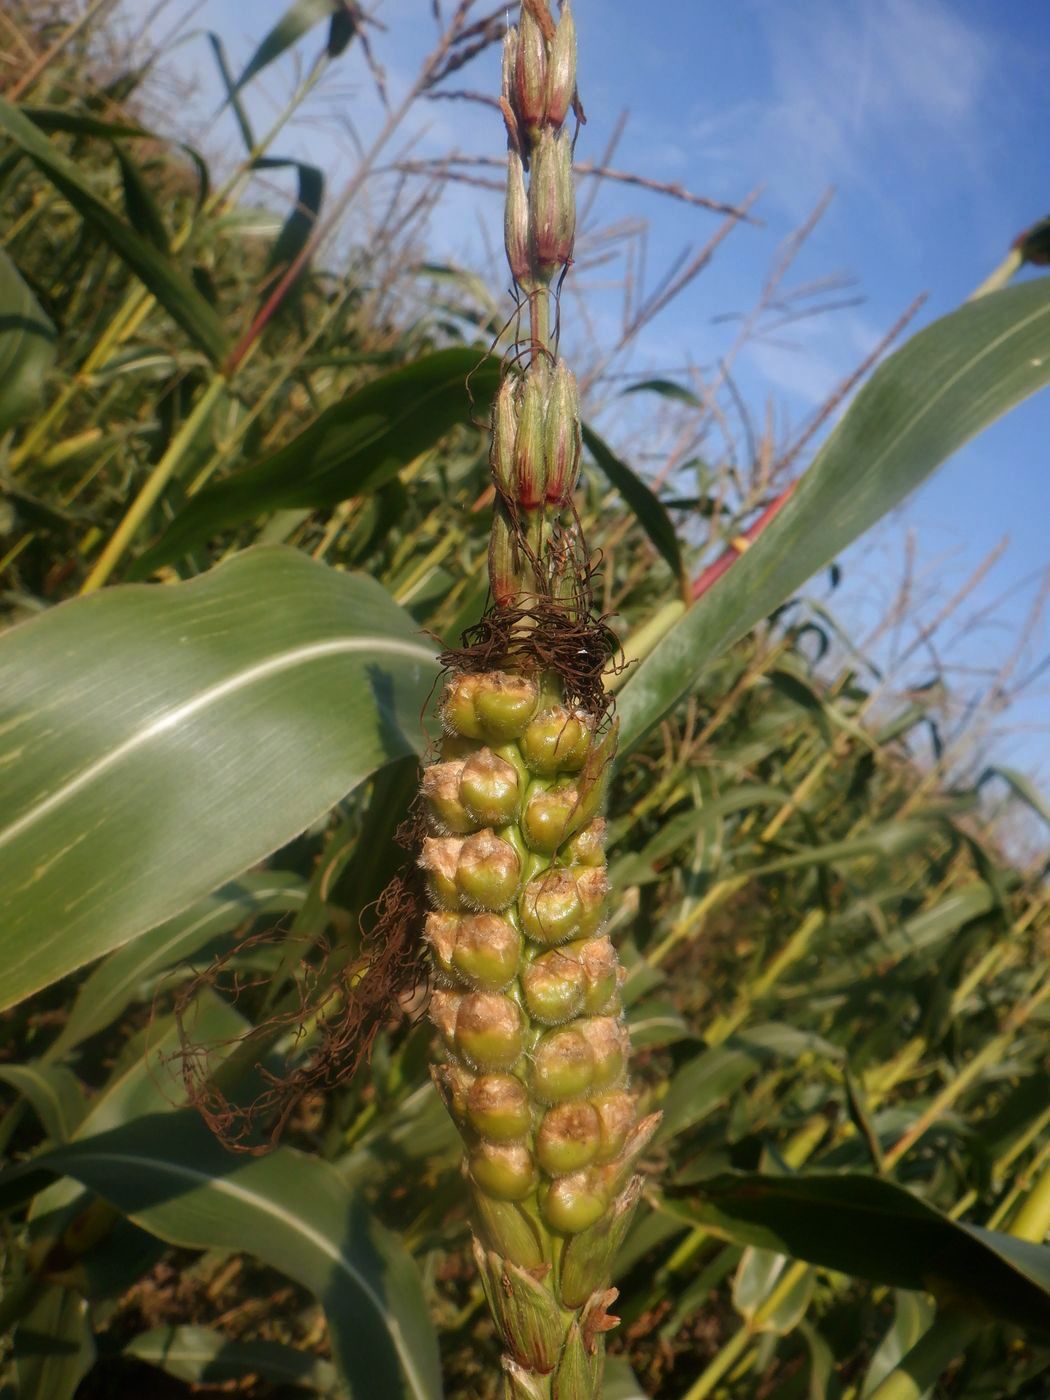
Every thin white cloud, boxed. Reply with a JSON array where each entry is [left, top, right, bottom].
[[693, 0, 994, 219]]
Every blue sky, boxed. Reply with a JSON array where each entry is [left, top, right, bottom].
[[125, 0, 1050, 798]]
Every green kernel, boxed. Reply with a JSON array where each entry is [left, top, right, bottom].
[[532, 1027, 595, 1103], [455, 992, 524, 1070], [520, 868, 582, 945], [470, 1142, 538, 1202], [521, 948, 585, 1024], [473, 672, 539, 741], [536, 1102, 601, 1176], [541, 1171, 607, 1234], [521, 781, 579, 853], [520, 706, 591, 775], [457, 830, 521, 911], [460, 749, 522, 827], [466, 1073, 532, 1141], [452, 913, 520, 990]]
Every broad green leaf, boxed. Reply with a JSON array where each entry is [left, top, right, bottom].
[[673, 1170, 1050, 1334], [0, 1064, 86, 1142], [28, 991, 250, 1239], [627, 999, 695, 1048], [878, 882, 997, 962], [603, 1356, 648, 1399], [13, 1284, 94, 1400], [862, 1292, 936, 1398], [133, 347, 500, 573], [0, 1113, 442, 1400], [656, 1045, 760, 1142], [805, 883, 997, 993], [233, 0, 343, 91], [799, 1319, 836, 1400], [124, 1325, 343, 1395], [0, 246, 55, 431], [769, 661, 877, 751], [582, 424, 685, 589], [0, 96, 227, 362], [47, 872, 307, 1058], [734, 1022, 843, 1063], [0, 547, 437, 1012], [616, 280, 1050, 754], [658, 1242, 742, 1340]]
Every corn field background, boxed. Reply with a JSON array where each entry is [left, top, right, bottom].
[[1, 2, 1050, 1398]]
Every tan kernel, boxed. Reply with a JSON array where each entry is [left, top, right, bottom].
[[424, 911, 460, 978]]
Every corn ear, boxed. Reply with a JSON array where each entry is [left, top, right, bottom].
[[421, 5, 656, 1393]]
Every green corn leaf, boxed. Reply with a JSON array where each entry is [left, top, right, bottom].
[[132, 347, 500, 574], [656, 1045, 761, 1143], [115, 146, 169, 251], [233, 0, 347, 92], [861, 1292, 936, 1398], [206, 35, 256, 152], [799, 1319, 837, 1400], [47, 873, 308, 1058], [627, 999, 695, 1048], [253, 156, 324, 301], [0, 1064, 87, 1143], [0, 547, 437, 1013], [672, 1170, 1050, 1335], [732, 1246, 815, 1335], [22, 105, 210, 207], [13, 1285, 94, 1400], [744, 817, 938, 878], [0, 1113, 443, 1400], [582, 423, 685, 590], [0, 246, 55, 431], [803, 883, 998, 995], [124, 1326, 343, 1395], [616, 280, 1050, 755], [603, 1357, 649, 1399], [620, 377, 704, 408], [0, 96, 227, 362], [20, 106, 156, 139], [610, 783, 787, 886], [979, 765, 1050, 828]]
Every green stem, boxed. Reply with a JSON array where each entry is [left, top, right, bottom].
[[79, 374, 227, 592], [682, 1260, 811, 1400], [1006, 1157, 1050, 1244], [882, 970, 1050, 1169]]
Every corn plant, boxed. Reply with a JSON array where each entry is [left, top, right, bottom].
[[1, 2, 1050, 1398]]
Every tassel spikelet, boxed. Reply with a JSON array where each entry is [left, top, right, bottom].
[[421, 5, 658, 1395]]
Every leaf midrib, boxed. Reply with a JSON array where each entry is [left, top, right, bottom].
[[0, 635, 436, 853], [56, 1147, 432, 1400]]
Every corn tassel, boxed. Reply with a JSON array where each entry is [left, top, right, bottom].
[[420, 6, 658, 1394]]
